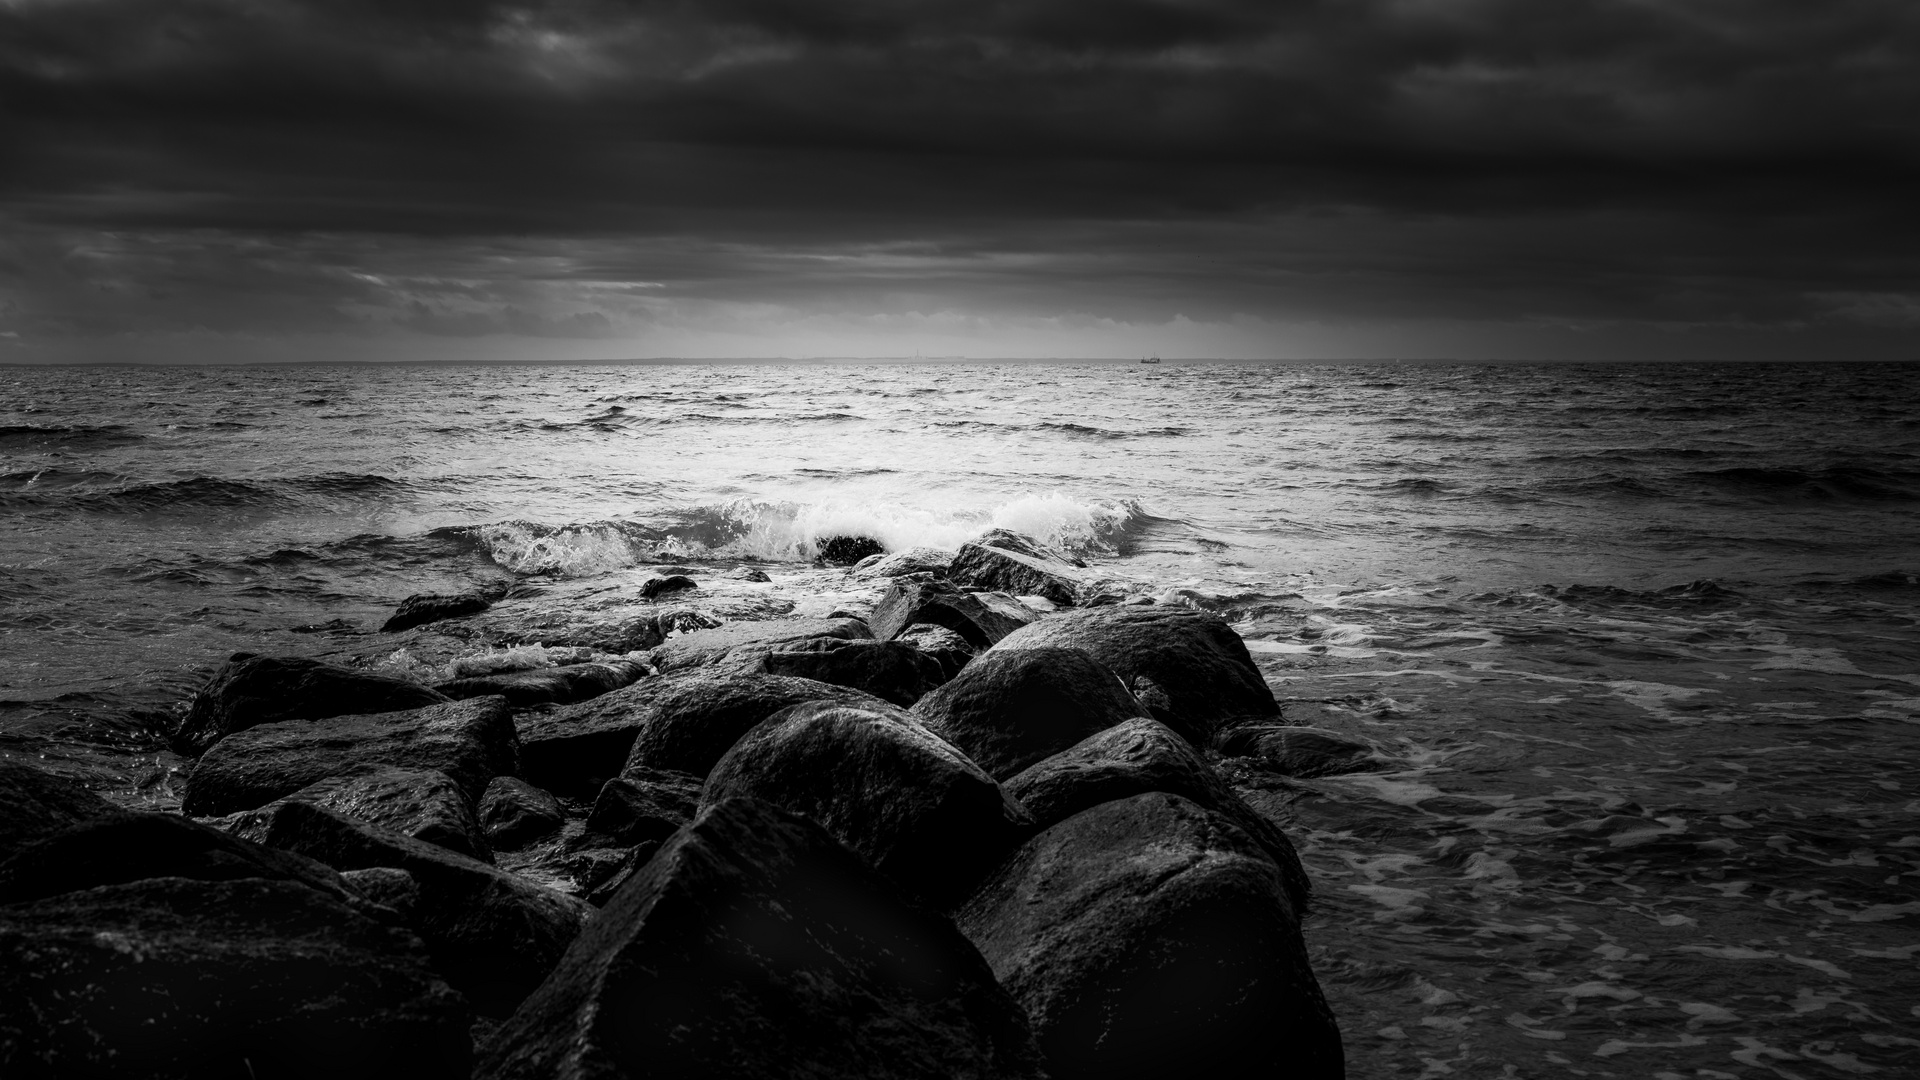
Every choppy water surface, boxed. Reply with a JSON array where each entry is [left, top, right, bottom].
[[4, 360, 1918, 1077]]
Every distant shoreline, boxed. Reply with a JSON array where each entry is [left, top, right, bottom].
[[4, 356, 1912, 369]]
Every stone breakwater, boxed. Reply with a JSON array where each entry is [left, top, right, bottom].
[[0, 531, 1351, 1079]]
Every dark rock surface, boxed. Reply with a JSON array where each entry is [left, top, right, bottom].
[[851, 546, 954, 579], [910, 646, 1148, 779], [639, 574, 697, 599], [814, 535, 886, 565], [480, 776, 566, 851], [702, 701, 1032, 908], [343, 866, 424, 918], [0, 759, 126, 862], [382, 589, 500, 633], [956, 793, 1342, 1080], [727, 565, 772, 582], [897, 622, 977, 680], [948, 540, 1086, 606], [583, 767, 702, 846], [1217, 723, 1383, 777], [221, 765, 492, 863], [172, 653, 451, 757], [182, 695, 519, 818], [0, 877, 472, 1080], [647, 615, 872, 673], [762, 638, 948, 706], [989, 605, 1280, 746], [434, 660, 646, 708], [869, 578, 1034, 646], [1004, 716, 1312, 914], [260, 800, 593, 1018], [475, 797, 1046, 1080], [971, 528, 1088, 567]]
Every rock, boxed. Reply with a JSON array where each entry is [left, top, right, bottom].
[[702, 702, 1032, 909], [727, 565, 772, 582], [382, 589, 500, 633], [172, 653, 452, 757], [897, 622, 977, 680], [852, 546, 955, 579], [988, 605, 1280, 746], [1004, 717, 1312, 914], [639, 574, 698, 599], [474, 798, 1046, 1080], [582, 768, 703, 846], [948, 541, 1087, 607], [260, 800, 593, 1017], [647, 615, 872, 673], [0, 759, 125, 862], [434, 660, 646, 708], [1217, 724, 1382, 777], [343, 866, 423, 918], [972, 528, 1088, 567], [956, 793, 1342, 1080], [0, 811, 368, 912], [814, 535, 886, 565], [221, 765, 492, 863], [869, 578, 1035, 646], [763, 638, 948, 706], [910, 647, 1148, 780], [480, 776, 566, 850], [0, 878, 472, 1079], [182, 696, 519, 817]]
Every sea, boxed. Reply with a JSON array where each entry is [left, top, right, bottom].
[[3, 359, 1917, 1078]]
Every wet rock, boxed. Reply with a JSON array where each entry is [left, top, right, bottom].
[[383, 588, 501, 633], [182, 696, 519, 817], [172, 653, 451, 757], [956, 793, 1342, 1080], [1004, 717, 1311, 914], [702, 701, 1032, 909], [519, 669, 888, 795], [583, 843, 659, 907], [869, 578, 1035, 646], [0, 759, 126, 862], [647, 615, 872, 673], [434, 660, 646, 708], [480, 776, 566, 850], [343, 866, 423, 919], [583, 767, 702, 846], [0, 811, 367, 911], [763, 638, 948, 706], [898, 622, 977, 680], [1216, 724, 1382, 777], [814, 535, 886, 565], [727, 565, 772, 582], [949, 537, 1086, 606], [639, 574, 698, 599], [852, 546, 955, 579], [221, 765, 492, 863], [260, 800, 593, 1018], [911, 646, 1148, 780], [989, 605, 1280, 746], [0, 877, 471, 1080], [474, 798, 1046, 1080]]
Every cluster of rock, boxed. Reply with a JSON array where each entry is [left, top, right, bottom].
[[0, 530, 1348, 1079]]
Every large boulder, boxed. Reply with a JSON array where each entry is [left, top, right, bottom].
[[1217, 724, 1384, 778], [479, 776, 566, 851], [182, 696, 519, 817], [434, 661, 646, 708], [475, 798, 1046, 1080], [521, 671, 890, 794], [648, 616, 872, 674], [1004, 717, 1311, 914], [0, 759, 125, 862], [702, 702, 1032, 909], [382, 588, 499, 632], [898, 623, 977, 681], [910, 646, 1147, 780], [762, 639, 948, 706], [259, 800, 592, 1017], [172, 653, 451, 757], [0, 878, 472, 1080], [869, 578, 1037, 647], [957, 793, 1342, 1080], [852, 546, 954, 579], [988, 606, 1280, 745], [582, 767, 703, 847], [219, 765, 492, 863], [948, 541, 1085, 607]]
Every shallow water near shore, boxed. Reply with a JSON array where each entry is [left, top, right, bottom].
[[4, 359, 1918, 1076]]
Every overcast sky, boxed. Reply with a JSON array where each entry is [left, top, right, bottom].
[[3, 0, 1917, 362]]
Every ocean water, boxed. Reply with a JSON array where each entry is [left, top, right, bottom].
[[3, 359, 1918, 1076]]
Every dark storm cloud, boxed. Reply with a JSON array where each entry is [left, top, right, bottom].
[[1, 0, 1917, 354]]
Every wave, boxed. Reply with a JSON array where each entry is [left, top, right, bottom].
[[0, 472, 412, 513], [1683, 464, 1920, 502], [0, 424, 143, 449]]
